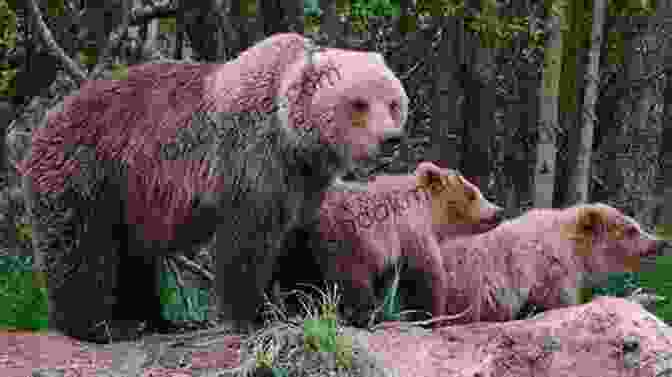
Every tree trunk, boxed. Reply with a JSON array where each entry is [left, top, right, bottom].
[[283, 0, 305, 33], [594, 17, 662, 227], [174, 0, 184, 60], [565, 0, 606, 204], [143, 10, 160, 55], [460, 6, 498, 194], [501, 0, 539, 214], [649, 0, 672, 230], [553, 42, 587, 208], [260, 0, 304, 35], [183, 0, 227, 61], [430, 16, 466, 171], [658, 73, 672, 228], [533, 0, 565, 208], [230, 0, 264, 57], [0, 102, 14, 177]]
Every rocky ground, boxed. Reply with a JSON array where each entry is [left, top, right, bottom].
[[2, 296, 672, 377]]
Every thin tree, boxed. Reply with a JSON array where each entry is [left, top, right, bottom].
[[533, 0, 566, 208], [594, 1, 664, 226], [565, 0, 606, 204]]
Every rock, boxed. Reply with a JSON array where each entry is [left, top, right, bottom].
[[364, 296, 672, 377]]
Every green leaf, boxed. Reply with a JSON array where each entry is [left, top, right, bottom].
[[158, 17, 177, 34]]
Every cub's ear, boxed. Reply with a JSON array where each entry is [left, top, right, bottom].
[[415, 161, 441, 176], [416, 162, 461, 191], [568, 205, 609, 257], [575, 205, 608, 236], [416, 162, 442, 190]]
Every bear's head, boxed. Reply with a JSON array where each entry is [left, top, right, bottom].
[[564, 203, 666, 273], [415, 162, 504, 238], [277, 42, 407, 167]]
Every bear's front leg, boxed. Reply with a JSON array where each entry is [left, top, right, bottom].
[[51, 208, 144, 343], [214, 218, 284, 333]]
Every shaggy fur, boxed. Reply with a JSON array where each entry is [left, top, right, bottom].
[[438, 203, 665, 324], [275, 162, 503, 325], [20, 33, 408, 342]]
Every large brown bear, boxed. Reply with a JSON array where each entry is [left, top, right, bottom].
[[438, 203, 666, 323], [274, 162, 503, 325], [20, 33, 408, 343]]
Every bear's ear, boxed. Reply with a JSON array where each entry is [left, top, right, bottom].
[[416, 162, 443, 189], [415, 161, 441, 176], [443, 173, 464, 192], [570, 205, 609, 256], [575, 205, 607, 236]]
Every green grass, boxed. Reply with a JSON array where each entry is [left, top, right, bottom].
[[0, 254, 49, 331], [635, 255, 672, 322]]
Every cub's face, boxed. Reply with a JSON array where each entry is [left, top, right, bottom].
[[567, 203, 665, 273], [415, 162, 503, 233], [280, 48, 408, 162]]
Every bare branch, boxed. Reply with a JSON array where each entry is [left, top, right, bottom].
[[27, 0, 181, 85], [26, 0, 87, 84], [601, 64, 672, 101], [88, 0, 134, 80], [129, 3, 178, 26], [170, 254, 215, 282]]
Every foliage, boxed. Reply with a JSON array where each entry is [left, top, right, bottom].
[[158, 17, 177, 35], [655, 224, 672, 239], [0, 0, 15, 49], [0, 254, 49, 331], [302, 310, 353, 369], [240, 0, 257, 17], [328, 0, 540, 49], [239, 283, 356, 376], [109, 63, 130, 81], [380, 263, 402, 321], [304, 0, 322, 17], [46, 0, 65, 17], [336, 0, 400, 32], [608, 0, 656, 16], [15, 222, 33, 243], [158, 258, 210, 322], [0, 67, 16, 99], [464, 1, 533, 49], [297, 284, 354, 370], [77, 47, 99, 67], [588, 272, 640, 299], [0, 0, 16, 99], [636, 255, 672, 323]]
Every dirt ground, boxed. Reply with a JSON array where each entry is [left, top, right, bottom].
[[1, 328, 242, 377], [4, 297, 672, 377]]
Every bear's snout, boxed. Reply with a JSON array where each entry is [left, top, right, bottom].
[[487, 205, 505, 224], [648, 238, 669, 257], [478, 202, 505, 230], [638, 230, 667, 257]]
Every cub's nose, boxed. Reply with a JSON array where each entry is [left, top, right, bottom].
[[490, 205, 506, 224]]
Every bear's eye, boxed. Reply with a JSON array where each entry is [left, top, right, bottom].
[[352, 100, 369, 112], [625, 225, 638, 237], [389, 101, 399, 114]]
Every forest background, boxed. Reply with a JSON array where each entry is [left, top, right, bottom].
[[1, 0, 671, 328]]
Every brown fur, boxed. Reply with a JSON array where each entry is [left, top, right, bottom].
[[438, 203, 664, 324], [275, 162, 503, 325]]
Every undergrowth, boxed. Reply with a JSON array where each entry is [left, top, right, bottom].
[[2, 224, 671, 337], [235, 284, 363, 377], [0, 253, 49, 331]]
